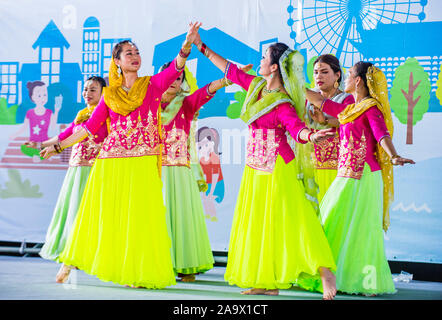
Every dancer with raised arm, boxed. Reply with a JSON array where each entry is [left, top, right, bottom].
[[40, 22, 202, 289], [191, 27, 338, 299]]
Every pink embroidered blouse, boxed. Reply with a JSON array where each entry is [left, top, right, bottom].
[[322, 99, 391, 179], [161, 84, 215, 167], [58, 121, 108, 167], [310, 94, 355, 170], [226, 63, 308, 173], [81, 59, 183, 160]]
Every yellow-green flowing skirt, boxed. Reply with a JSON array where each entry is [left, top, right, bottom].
[[59, 155, 176, 289], [314, 169, 338, 204], [224, 156, 336, 290]]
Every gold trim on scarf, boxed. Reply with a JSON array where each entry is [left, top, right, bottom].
[[74, 104, 97, 124], [338, 66, 394, 231]]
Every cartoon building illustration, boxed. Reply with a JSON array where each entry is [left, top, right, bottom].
[[0, 62, 19, 105], [0, 17, 130, 170], [18, 20, 83, 123], [82, 17, 101, 82], [81, 16, 130, 82]]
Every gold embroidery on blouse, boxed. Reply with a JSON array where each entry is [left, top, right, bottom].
[[246, 128, 279, 173], [69, 126, 103, 166], [337, 131, 367, 179], [162, 122, 190, 167], [98, 110, 160, 159], [313, 134, 339, 170]]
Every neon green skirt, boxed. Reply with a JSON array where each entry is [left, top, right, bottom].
[[314, 168, 337, 204], [59, 156, 176, 289], [224, 156, 336, 290], [320, 163, 396, 295], [39, 166, 91, 262], [162, 165, 214, 275]]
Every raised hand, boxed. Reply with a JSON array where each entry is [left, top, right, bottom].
[[309, 106, 327, 124], [54, 94, 63, 113], [185, 21, 203, 46]]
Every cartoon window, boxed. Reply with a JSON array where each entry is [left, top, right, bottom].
[[41, 48, 50, 60], [52, 48, 60, 60], [41, 62, 50, 74], [51, 62, 60, 74]]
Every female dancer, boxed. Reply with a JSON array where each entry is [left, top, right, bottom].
[[26, 76, 107, 282], [40, 22, 201, 288], [307, 54, 354, 203], [306, 62, 415, 295], [160, 62, 252, 282], [191, 29, 338, 299]]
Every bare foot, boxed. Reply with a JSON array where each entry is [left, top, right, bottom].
[[241, 288, 279, 296], [241, 288, 266, 295], [55, 264, 72, 283], [363, 293, 377, 297], [319, 267, 337, 300], [180, 274, 196, 282], [124, 284, 144, 289], [264, 289, 279, 296]]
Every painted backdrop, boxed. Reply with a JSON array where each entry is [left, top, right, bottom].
[[0, 0, 441, 263]]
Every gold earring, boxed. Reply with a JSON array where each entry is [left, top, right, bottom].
[[334, 80, 339, 89]]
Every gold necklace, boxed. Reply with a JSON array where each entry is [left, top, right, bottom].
[[262, 87, 281, 97]]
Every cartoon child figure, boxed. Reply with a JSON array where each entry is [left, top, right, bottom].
[[10, 81, 62, 162], [197, 126, 225, 221]]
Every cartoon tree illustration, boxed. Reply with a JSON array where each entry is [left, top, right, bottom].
[[0, 98, 18, 124], [306, 56, 318, 89], [436, 65, 442, 106], [390, 58, 431, 145], [0, 169, 43, 198]]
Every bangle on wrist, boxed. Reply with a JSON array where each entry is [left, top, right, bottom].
[[54, 141, 63, 154], [223, 77, 232, 86], [179, 47, 191, 58], [391, 154, 400, 163], [182, 40, 191, 50], [307, 131, 314, 143]]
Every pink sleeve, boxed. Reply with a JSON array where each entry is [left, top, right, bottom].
[[226, 62, 255, 91], [277, 103, 309, 144], [365, 106, 391, 142], [322, 95, 355, 118], [58, 122, 75, 140], [150, 58, 184, 93], [82, 96, 109, 136], [182, 84, 215, 120]]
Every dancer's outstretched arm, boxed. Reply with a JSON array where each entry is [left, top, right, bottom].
[[192, 26, 228, 73], [176, 22, 202, 70]]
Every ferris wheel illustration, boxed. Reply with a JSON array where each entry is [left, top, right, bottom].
[[287, 0, 428, 68]]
